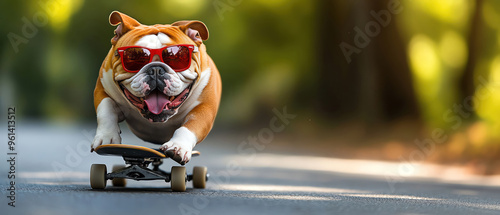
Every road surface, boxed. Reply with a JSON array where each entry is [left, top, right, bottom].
[[1, 123, 500, 215]]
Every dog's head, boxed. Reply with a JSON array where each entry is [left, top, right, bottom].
[[107, 11, 209, 122]]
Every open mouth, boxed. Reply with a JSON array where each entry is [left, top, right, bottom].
[[121, 83, 193, 122]]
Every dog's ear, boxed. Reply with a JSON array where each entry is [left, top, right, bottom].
[[109, 11, 141, 45], [172, 21, 209, 45]]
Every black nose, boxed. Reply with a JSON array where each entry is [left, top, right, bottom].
[[145, 66, 169, 93], [147, 66, 166, 77]]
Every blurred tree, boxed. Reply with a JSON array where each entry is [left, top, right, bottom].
[[316, 0, 419, 124], [370, 0, 420, 122], [459, 0, 483, 117]]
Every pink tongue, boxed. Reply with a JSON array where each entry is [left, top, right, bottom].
[[144, 91, 170, 115]]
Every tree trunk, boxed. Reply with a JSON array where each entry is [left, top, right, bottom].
[[459, 0, 483, 117], [315, 0, 361, 121], [370, 0, 420, 121], [315, 0, 420, 123]]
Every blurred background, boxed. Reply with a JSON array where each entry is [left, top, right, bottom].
[[1, 0, 500, 174]]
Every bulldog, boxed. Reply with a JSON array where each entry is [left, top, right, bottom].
[[91, 11, 221, 165]]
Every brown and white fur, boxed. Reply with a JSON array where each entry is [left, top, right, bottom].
[[91, 11, 221, 165]]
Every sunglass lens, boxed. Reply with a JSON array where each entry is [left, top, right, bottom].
[[162, 46, 190, 71], [123, 48, 150, 72]]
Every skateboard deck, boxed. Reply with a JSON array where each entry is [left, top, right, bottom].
[[95, 144, 200, 158]]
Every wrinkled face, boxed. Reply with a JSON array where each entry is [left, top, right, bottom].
[[112, 26, 201, 122]]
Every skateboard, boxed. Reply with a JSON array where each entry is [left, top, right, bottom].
[[90, 144, 208, 192]]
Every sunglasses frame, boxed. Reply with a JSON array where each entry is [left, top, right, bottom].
[[116, 44, 198, 73]]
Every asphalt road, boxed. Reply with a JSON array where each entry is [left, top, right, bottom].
[[2, 123, 500, 215]]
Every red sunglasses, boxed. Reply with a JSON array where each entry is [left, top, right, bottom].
[[116, 44, 198, 73]]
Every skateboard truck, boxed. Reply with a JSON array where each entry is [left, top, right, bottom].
[[107, 163, 169, 181]]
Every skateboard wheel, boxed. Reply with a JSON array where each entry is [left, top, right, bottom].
[[192, 166, 207, 189], [90, 164, 107, 189], [111, 165, 127, 187], [171, 166, 186, 192]]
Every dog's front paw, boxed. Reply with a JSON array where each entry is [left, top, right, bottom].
[[91, 129, 121, 152], [160, 140, 193, 165], [159, 127, 197, 165]]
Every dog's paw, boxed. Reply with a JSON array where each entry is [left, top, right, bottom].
[[159, 127, 197, 165], [160, 140, 193, 165], [91, 130, 121, 152]]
